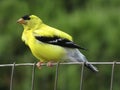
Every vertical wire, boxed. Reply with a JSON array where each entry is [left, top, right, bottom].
[[10, 62, 15, 90], [31, 62, 36, 90], [54, 62, 60, 90], [110, 61, 115, 90], [80, 62, 85, 90]]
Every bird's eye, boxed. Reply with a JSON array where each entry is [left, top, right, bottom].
[[22, 15, 31, 20]]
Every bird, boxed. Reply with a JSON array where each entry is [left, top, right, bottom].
[[17, 14, 98, 72]]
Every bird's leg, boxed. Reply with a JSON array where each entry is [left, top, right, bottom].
[[47, 61, 54, 67], [36, 61, 43, 69]]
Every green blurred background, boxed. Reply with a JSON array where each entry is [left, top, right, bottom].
[[0, 0, 120, 90]]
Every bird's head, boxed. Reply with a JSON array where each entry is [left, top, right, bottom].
[[17, 15, 43, 29]]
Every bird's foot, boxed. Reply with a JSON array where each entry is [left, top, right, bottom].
[[47, 61, 54, 67], [36, 61, 43, 69]]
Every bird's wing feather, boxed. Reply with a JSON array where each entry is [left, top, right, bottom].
[[33, 28, 86, 50], [35, 35, 86, 50]]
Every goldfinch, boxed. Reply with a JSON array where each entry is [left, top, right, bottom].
[[17, 15, 98, 72]]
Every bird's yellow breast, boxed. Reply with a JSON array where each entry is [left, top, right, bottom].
[[22, 30, 66, 62]]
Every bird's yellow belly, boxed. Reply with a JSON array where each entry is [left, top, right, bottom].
[[29, 40, 66, 62]]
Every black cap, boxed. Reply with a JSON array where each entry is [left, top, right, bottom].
[[22, 15, 31, 20]]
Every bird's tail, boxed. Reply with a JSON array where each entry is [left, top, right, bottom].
[[66, 48, 98, 72], [65, 49, 99, 72], [84, 62, 98, 72], [77, 50, 99, 72]]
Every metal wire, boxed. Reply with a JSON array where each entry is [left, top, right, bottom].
[[110, 61, 116, 90], [0, 62, 120, 90], [10, 62, 15, 90], [54, 62, 60, 90], [80, 62, 85, 90], [31, 62, 36, 90], [0, 62, 120, 67]]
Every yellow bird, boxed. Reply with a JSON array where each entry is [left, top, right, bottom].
[[17, 15, 98, 72]]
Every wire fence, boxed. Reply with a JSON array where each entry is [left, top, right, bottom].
[[0, 61, 119, 90]]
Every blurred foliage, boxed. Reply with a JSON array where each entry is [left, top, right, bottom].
[[0, 0, 120, 90]]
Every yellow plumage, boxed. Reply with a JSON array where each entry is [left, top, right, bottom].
[[17, 15, 98, 72], [19, 15, 72, 62]]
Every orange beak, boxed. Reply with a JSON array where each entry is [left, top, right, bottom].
[[17, 18, 26, 24]]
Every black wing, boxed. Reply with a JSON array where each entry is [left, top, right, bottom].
[[35, 36, 86, 50]]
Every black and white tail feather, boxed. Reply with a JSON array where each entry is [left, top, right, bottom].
[[64, 48, 98, 72]]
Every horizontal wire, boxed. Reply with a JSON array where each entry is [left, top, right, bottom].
[[0, 62, 119, 67]]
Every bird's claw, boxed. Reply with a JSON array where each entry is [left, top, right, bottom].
[[36, 61, 54, 69], [36, 62, 43, 69], [47, 61, 54, 67]]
